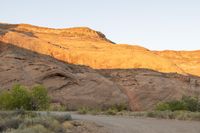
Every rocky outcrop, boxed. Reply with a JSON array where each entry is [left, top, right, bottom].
[[154, 50, 200, 76], [1, 42, 200, 111], [1, 23, 200, 111], [1, 23, 200, 76], [0, 42, 128, 110], [98, 69, 200, 110]]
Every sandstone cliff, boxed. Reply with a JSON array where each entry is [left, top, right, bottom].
[[1, 23, 200, 111], [0, 42, 128, 110], [1, 23, 200, 76]]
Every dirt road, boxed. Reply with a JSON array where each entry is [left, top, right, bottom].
[[71, 114, 200, 133]]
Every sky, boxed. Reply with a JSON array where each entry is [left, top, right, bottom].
[[0, 0, 200, 50]]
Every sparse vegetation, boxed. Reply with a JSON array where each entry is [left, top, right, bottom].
[[78, 103, 128, 115], [125, 96, 200, 121], [117, 111, 200, 121], [155, 96, 200, 112], [78, 107, 91, 114], [105, 108, 118, 115], [0, 84, 50, 111], [49, 104, 68, 112], [146, 111, 200, 121], [0, 111, 72, 133], [31, 85, 50, 111]]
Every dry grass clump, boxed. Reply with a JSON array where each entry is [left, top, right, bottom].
[[128, 111, 200, 121], [0, 111, 72, 133], [78, 103, 128, 115]]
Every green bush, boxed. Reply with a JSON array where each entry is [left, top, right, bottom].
[[167, 100, 186, 111], [0, 85, 31, 110], [155, 102, 170, 111], [181, 96, 200, 112], [106, 108, 118, 115], [155, 96, 200, 112], [78, 107, 90, 114], [0, 84, 50, 111], [156, 100, 186, 111], [11, 85, 32, 110], [31, 85, 50, 111], [0, 91, 13, 110], [110, 103, 128, 112], [0, 111, 72, 133]]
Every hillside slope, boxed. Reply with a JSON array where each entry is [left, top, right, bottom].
[[1, 42, 200, 111], [0, 42, 128, 110], [1, 23, 200, 76], [1, 23, 200, 111], [98, 69, 200, 110]]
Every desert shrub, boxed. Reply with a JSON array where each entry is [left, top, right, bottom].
[[155, 96, 200, 112], [77, 107, 102, 115], [89, 108, 102, 115], [155, 102, 170, 111], [0, 91, 13, 110], [11, 85, 32, 110], [146, 111, 200, 121], [78, 107, 90, 114], [51, 114, 72, 123], [130, 111, 148, 117], [31, 85, 50, 110], [106, 108, 118, 115], [156, 101, 185, 111], [8, 124, 51, 133], [148, 111, 176, 119], [0, 85, 31, 110], [49, 104, 68, 111], [181, 96, 200, 112], [111, 103, 128, 112], [77, 104, 128, 115], [21, 117, 63, 132], [0, 117, 23, 132], [0, 84, 50, 111], [167, 100, 186, 111], [0, 111, 72, 133]]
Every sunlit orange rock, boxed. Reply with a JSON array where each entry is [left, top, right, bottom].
[[1, 23, 200, 111], [1, 23, 200, 76]]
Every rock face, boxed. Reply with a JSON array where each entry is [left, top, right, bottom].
[[154, 50, 200, 76], [1, 23, 200, 76], [98, 69, 200, 110], [1, 42, 200, 111], [1, 23, 200, 111], [0, 42, 128, 110]]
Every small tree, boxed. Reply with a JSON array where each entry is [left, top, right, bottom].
[[155, 96, 200, 112], [10, 84, 32, 110], [182, 96, 200, 112], [156, 102, 170, 111], [31, 85, 50, 110], [167, 100, 186, 111], [0, 91, 13, 110], [0, 84, 50, 111]]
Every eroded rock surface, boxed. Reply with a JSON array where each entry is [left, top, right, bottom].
[[1, 23, 200, 111], [0, 42, 128, 110], [98, 69, 200, 110], [0, 23, 200, 76]]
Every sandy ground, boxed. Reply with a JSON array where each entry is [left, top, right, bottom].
[[40, 112, 200, 133], [71, 113, 200, 133]]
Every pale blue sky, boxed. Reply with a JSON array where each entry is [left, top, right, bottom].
[[0, 0, 200, 50]]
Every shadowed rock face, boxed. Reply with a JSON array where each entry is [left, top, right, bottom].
[[0, 23, 200, 76], [98, 69, 200, 110], [1, 23, 200, 111], [1, 42, 200, 111], [0, 42, 128, 110]]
